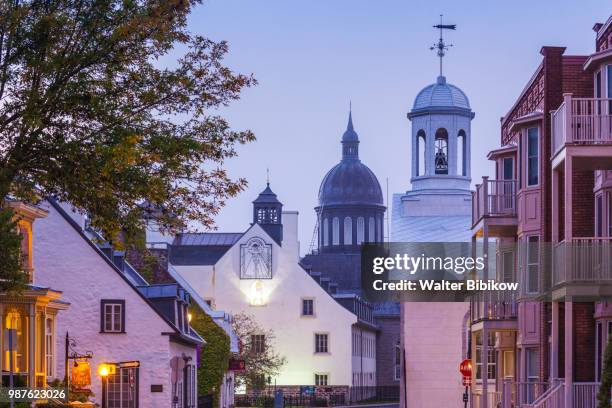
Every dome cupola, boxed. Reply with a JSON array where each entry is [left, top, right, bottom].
[[315, 110, 386, 254]]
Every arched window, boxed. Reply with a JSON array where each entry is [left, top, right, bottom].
[[378, 215, 383, 241], [457, 130, 466, 176], [416, 130, 426, 176], [332, 217, 340, 245], [434, 128, 449, 175], [344, 217, 352, 245], [323, 218, 329, 246], [368, 217, 375, 242], [357, 217, 365, 244]]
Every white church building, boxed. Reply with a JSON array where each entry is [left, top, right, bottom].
[[166, 184, 360, 388], [392, 65, 474, 406]]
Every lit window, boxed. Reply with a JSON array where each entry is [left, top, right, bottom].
[[45, 318, 54, 377], [101, 300, 125, 333], [315, 333, 329, 354]]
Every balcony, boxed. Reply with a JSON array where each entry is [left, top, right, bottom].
[[469, 290, 518, 332], [551, 95, 612, 158], [472, 178, 518, 237], [552, 237, 612, 299]]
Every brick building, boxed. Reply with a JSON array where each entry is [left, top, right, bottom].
[[468, 13, 612, 408]]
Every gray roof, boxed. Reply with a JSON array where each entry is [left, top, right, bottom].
[[413, 76, 470, 111], [173, 232, 243, 246]]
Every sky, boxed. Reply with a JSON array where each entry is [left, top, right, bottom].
[[176, 1, 610, 254]]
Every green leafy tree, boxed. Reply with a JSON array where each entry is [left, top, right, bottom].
[[189, 303, 231, 407], [231, 313, 286, 392], [0, 0, 256, 255], [598, 340, 612, 408]]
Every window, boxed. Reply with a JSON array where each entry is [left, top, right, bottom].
[[434, 128, 449, 175], [315, 373, 328, 386], [526, 236, 539, 293], [475, 332, 496, 381], [503, 350, 515, 379], [323, 218, 329, 246], [526, 348, 539, 403], [368, 217, 375, 243], [45, 318, 54, 377], [332, 217, 339, 245], [106, 365, 138, 408], [457, 130, 467, 176], [527, 127, 539, 186], [503, 157, 514, 180], [502, 250, 515, 283], [315, 333, 329, 354], [302, 299, 314, 316], [343, 217, 352, 245], [597, 194, 604, 237], [597, 322, 603, 382], [251, 335, 266, 354], [101, 300, 125, 333], [357, 217, 365, 244], [416, 130, 426, 176], [185, 364, 196, 408], [394, 343, 401, 381]]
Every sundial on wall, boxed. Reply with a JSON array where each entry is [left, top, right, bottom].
[[240, 237, 272, 279]]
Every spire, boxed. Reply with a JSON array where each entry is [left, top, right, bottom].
[[341, 106, 359, 160], [347, 101, 354, 131]]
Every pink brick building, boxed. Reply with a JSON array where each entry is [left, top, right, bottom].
[[469, 14, 612, 408]]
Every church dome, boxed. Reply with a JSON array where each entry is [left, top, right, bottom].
[[318, 112, 384, 208], [412, 75, 470, 111], [318, 161, 383, 207]]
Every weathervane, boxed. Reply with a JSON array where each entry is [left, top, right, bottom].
[[430, 14, 456, 77]]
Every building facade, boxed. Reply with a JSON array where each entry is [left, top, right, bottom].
[[393, 70, 474, 406], [34, 200, 202, 407], [169, 185, 358, 388], [468, 14, 612, 408]]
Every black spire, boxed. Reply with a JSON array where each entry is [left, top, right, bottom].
[[341, 107, 359, 161], [253, 182, 283, 244]]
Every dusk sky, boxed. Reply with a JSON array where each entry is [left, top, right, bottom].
[[177, 1, 610, 253]]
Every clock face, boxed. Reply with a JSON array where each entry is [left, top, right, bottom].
[[240, 237, 272, 279]]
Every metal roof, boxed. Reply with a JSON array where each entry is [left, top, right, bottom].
[[173, 232, 243, 246]]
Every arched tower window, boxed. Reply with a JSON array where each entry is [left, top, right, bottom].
[[357, 217, 365, 244], [368, 217, 375, 242], [323, 218, 329, 247], [332, 217, 340, 245], [434, 128, 449, 175], [416, 130, 426, 176], [378, 215, 383, 241], [457, 130, 466, 176], [344, 217, 352, 245]]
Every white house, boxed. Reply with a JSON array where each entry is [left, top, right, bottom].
[[34, 199, 203, 408], [168, 184, 357, 388]]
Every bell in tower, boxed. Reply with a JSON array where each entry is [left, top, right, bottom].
[[252, 182, 283, 244]]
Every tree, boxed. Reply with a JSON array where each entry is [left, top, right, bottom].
[[0, 0, 256, 248], [189, 304, 231, 407], [598, 339, 612, 408], [231, 313, 286, 392]]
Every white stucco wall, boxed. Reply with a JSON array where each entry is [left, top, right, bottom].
[[173, 213, 356, 386], [34, 201, 197, 406]]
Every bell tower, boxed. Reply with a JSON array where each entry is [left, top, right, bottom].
[[253, 182, 283, 244]]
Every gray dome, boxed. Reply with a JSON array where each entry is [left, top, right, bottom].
[[412, 76, 470, 110], [318, 160, 383, 207]]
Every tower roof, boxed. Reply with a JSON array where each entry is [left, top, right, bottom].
[[253, 183, 282, 205], [412, 76, 470, 111], [318, 111, 384, 208]]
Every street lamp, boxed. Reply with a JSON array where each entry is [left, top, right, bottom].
[[98, 363, 115, 377]]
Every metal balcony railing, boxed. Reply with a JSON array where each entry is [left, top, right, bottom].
[[470, 290, 518, 323], [551, 95, 612, 156]]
